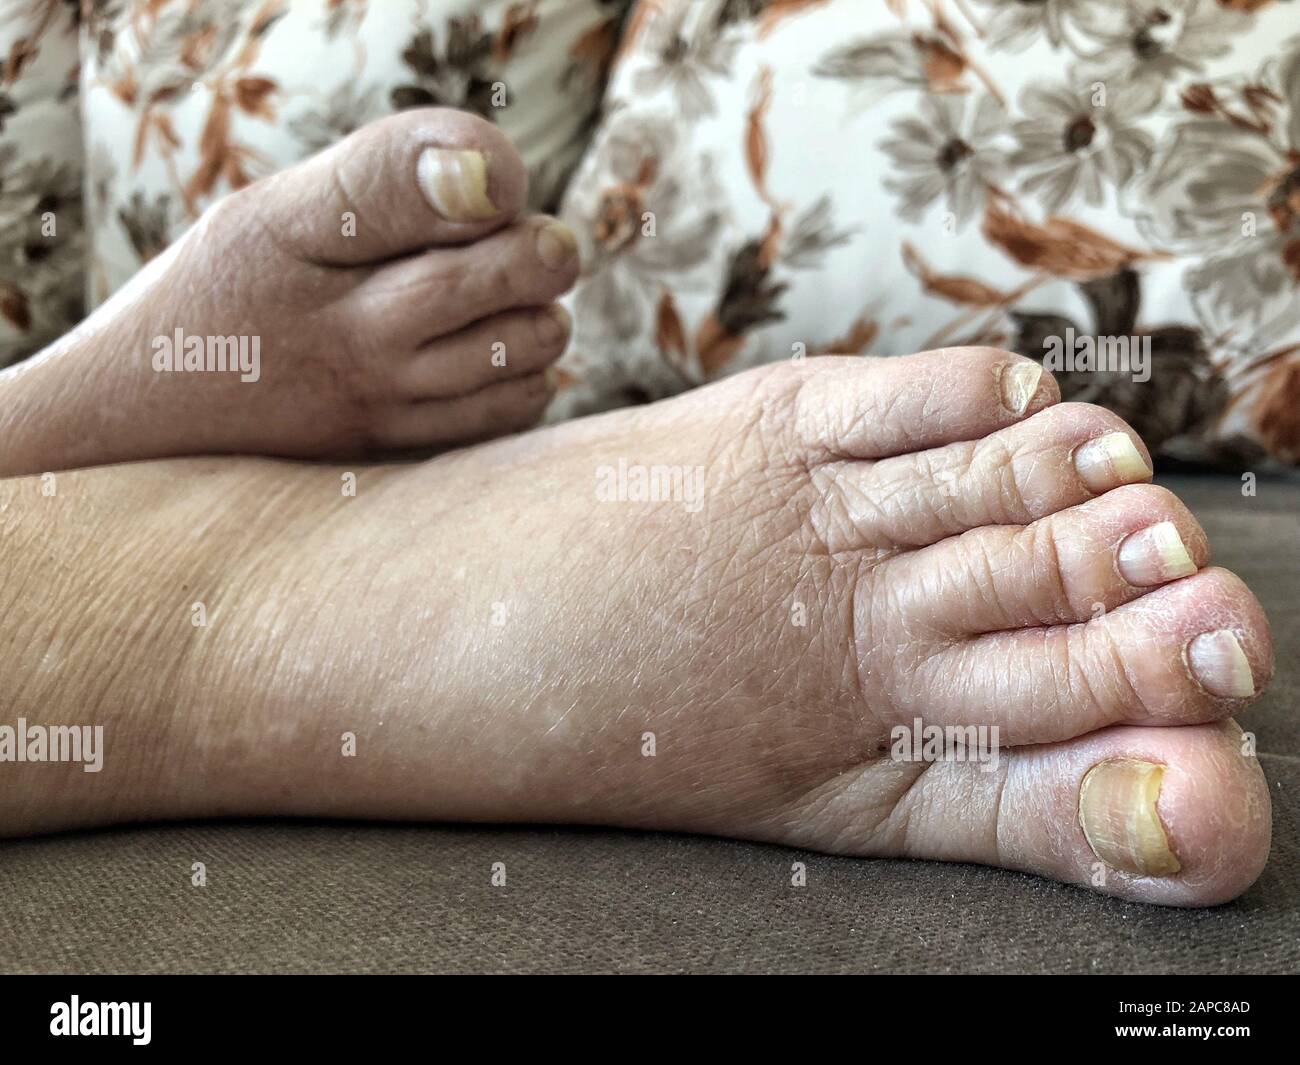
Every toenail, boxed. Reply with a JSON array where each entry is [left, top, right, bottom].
[[535, 221, 578, 270], [1079, 759, 1181, 877], [417, 148, 498, 222], [1186, 629, 1255, 699], [1073, 431, 1151, 493], [536, 304, 571, 348], [997, 361, 1042, 415], [1116, 521, 1197, 587]]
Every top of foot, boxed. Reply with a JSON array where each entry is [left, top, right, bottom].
[[418, 348, 1272, 905]]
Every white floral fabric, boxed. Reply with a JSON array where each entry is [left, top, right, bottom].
[[549, 0, 1300, 468], [4, 0, 1299, 469], [0, 0, 84, 369]]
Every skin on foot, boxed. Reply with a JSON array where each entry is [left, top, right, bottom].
[[2, 349, 1274, 906], [0, 108, 579, 476]]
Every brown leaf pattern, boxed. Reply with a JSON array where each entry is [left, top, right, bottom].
[[0, 0, 83, 368], [547, 0, 1300, 469], [2, 0, 1295, 468]]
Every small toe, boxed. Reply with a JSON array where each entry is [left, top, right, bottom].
[[397, 305, 571, 399], [373, 371, 553, 451], [351, 216, 581, 345], [791, 348, 1059, 463], [876, 482, 1208, 636], [902, 566, 1273, 744], [814, 402, 1152, 553]]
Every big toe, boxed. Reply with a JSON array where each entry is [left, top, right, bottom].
[[1001, 722, 1272, 905], [258, 107, 528, 265], [804, 720, 1272, 906]]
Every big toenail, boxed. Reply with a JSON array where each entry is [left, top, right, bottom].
[[1116, 521, 1196, 586], [536, 304, 571, 347], [1073, 431, 1150, 493], [998, 361, 1042, 415], [1186, 630, 1255, 699], [417, 148, 498, 221], [536, 221, 578, 270], [1079, 759, 1181, 877]]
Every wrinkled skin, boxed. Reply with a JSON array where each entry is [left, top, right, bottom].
[[2, 351, 1272, 906]]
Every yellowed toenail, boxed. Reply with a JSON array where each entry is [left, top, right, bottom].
[[1187, 629, 1255, 699], [1116, 521, 1197, 587], [1073, 431, 1151, 493], [1079, 759, 1181, 877], [998, 361, 1042, 415], [417, 148, 498, 222], [536, 221, 578, 270]]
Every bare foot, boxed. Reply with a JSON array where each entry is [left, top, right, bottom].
[[4, 349, 1273, 905], [0, 108, 579, 476]]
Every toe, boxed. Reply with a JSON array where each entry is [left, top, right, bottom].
[[902, 566, 1273, 744], [259, 108, 528, 266], [878, 483, 1208, 635], [350, 216, 580, 345], [397, 305, 571, 399], [791, 348, 1059, 463], [1000, 722, 1271, 905], [373, 371, 554, 451], [797, 721, 1270, 906], [814, 402, 1152, 553]]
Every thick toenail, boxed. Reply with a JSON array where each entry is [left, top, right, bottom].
[[536, 221, 578, 270], [1116, 521, 1196, 586], [1186, 630, 1255, 698], [417, 148, 498, 221], [1079, 759, 1181, 877], [536, 304, 571, 347], [997, 361, 1042, 415], [1073, 431, 1150, 493]]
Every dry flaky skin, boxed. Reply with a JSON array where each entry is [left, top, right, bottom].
[[0, 351, 1274, 906]]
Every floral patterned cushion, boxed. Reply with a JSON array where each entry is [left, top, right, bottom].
[[549, 0, 1300, 468], [81, 0, 631, 306], [0, 0, 84, 369]]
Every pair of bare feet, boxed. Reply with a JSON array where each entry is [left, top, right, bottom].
[[0, 111, 1274, 906]]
